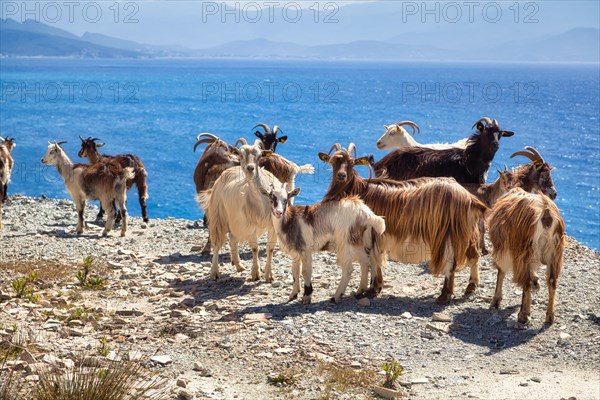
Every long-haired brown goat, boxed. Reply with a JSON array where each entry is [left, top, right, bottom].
[[489, 188, 565, 324], [320, 144, 487, 304], [78, 136, 149, 223]]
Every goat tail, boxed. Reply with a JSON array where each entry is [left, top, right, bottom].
[[117, 167, 135, 187], [295, 163, 315, 175]]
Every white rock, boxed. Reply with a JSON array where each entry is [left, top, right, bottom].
[[151, 355, 172, 365], [400, 312, 412, 319], [358, 297, 371, 306]]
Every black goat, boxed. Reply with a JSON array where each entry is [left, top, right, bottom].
[[373, 117, 514, 184], [253, 123, 287, 151]]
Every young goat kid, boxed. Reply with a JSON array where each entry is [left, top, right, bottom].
[[0, 137, 15, 229], [488, 188, 565, 324], [263, 186, 385, 304], [78, 136, 149, 222], [42, 142, 133, 237], [198, 140, 281, 282]]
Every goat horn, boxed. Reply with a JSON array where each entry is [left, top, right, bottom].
[[524, 146, 544, 163], [193, 138, 217, 152], [196, 133, 218, 141], [395, 120, 421, 135], [79, 135, 85, 142], [91, 137, 102, 142], [327, 144, 341, 156], [472, 117, 493, 129], [510, 149, 537, 163], [252, 123, 271, 134], [347, 143, 357, 159], [56, 141, 67, 146], [235, 138, 248, 148], [272, 125, 282, 135], [504, 164, 509, 172]]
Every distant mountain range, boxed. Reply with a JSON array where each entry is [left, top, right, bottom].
[[1, 18, 598, 62]]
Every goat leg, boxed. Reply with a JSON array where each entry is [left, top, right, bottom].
[[249, 238, 261, 281], [229, 237, 244, 272], [301, 253, 313, 304], [264, 230, 277, 282], [490, 265, 505, 309], [518, 283, 533, 323], [75, 199, 86, 234], [288, 257, 301, 302], [436, 260, 456, 304]]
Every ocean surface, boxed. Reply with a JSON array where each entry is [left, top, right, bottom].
[[0, 58, 598, 250]]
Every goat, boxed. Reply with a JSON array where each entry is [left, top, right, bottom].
[[197, 140, 281, 282], [488, 188, 565, 324], [78, 136, 149, 223], [0, 137, 15, 229], [253, 123, 287, 151], [320, 144, 487, 304], [262, 186, 385, 304], [373, 117, 514, 184], [510, 146, 557, 200], [41, 142, 134, 237], [0, 136, 15, 203], [376, 121, 468, 151], [193, 133, 240, 255]]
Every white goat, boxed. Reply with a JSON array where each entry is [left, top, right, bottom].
[[197, 140, 281, 282], [263, 187, 386, 304], [376, 120, 469, 151], [41, 142, 134, 237]]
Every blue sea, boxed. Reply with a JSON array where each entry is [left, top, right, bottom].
[[0, 58, 598, 250]]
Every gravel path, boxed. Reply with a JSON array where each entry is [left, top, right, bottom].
[[1, 195, 599, 400]]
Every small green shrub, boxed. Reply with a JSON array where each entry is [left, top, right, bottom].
[[75, 257, 105, 289], [381, 359, 404, 388]]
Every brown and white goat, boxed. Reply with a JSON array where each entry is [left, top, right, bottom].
[[320, 144, 487, 304], [373, 117, 514, 184], [78, 136, 149, 222], [263, 186, 385, 303], [197, 140, 281, 282], [42, 142, 134, 237], [488, 188, 565, 324], [0, 136, 15, 229]]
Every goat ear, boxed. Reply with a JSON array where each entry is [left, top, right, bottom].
[[501, 130, 514, 137], [96, 142, 106, 147], [288, 187, 301, 198], [230, 147, 240, 156], [354, 156, 371, 166], [262, 150, 273, 158], [278, 136, 288, 144], [254, 131, 264, 140], [318, 152, 331, 163], [475, 122, 485, 132], [383, 125, 389, 130]]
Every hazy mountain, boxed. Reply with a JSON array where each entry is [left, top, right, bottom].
[[0, 29, 139, 58], [1, 17, 598, 62]]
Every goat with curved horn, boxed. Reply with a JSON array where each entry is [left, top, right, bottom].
[[395, 121, 421, 135], [347, 143, 357, 159], [253, 123, 271, 134], [327, 144, 341, 156], [472, 117, 493, 129], [511, 148, 541, 163], [197, 133, 219, 141], [272, 125, 282, 135]]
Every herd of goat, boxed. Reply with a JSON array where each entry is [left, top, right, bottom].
[[0, 118, 565, 324]]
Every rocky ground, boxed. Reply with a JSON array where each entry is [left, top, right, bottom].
[[0, 195, 599, 400]]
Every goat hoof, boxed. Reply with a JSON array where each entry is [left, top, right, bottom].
[[366, 287, 381, 298], [465, 282, 478, 294], [490, 298, 501, 309], [517, 312, 530, 324], [545, 312, 555, 324], [120, 231, 126, 237], [435, 293, 452, 305], [288, 293, 298, 302], [143, 217, 149, 223], [301, 296, 312, 305], [233, 263, 245, 273], [354, 291, 366, 299]]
